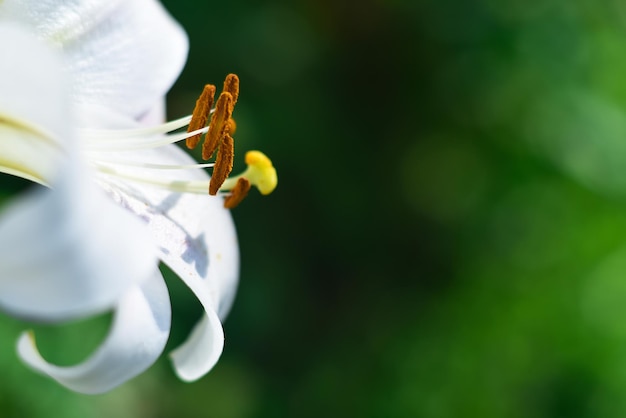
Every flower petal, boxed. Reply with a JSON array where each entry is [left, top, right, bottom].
[[169, 307, 225, 382], [0, 123, 61, 185], [0, 0, 188, 119], [17, 270, 171, 394], [0, 23, 69, 150], [0, 160, 158, 321], [82, 106, 239, 380], [100, 145, 239, 379], [99, 141, 240, 319]]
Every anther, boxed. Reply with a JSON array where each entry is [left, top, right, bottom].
[[209, 133, 234, 195], [224, 177, 251, 209], [222, 74, 239, 107], [202, 92, 233, 160], [186, 84, 215, 149], [226, 118, 237, 135]]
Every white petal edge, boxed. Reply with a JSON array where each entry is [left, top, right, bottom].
[[17, 270, 171, 394], [0, 160, 158, 321], [0, 0, 189, 119], [169, 308, 224, 382]]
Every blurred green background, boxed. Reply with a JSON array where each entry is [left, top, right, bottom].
[[6, 0, 626, 417]]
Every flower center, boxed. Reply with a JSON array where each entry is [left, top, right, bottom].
[[81, 74, 277, 209]]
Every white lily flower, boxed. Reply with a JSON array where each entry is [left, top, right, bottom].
[[0, 0, 276, 394]]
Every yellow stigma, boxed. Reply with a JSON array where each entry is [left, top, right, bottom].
[[243, 151, 277, 195], [220, 150, 277, 203]]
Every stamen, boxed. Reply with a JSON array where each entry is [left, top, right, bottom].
[[85, 127, 208, 152], [224, 177, 251, 209], [82, 115, 193, 140], [91, 158, 214, 170], [223, 74, 240, 107], [202, 92, 233, 160], [226, 118, 237, 135], [209, 133, 234, 195], [82, 73, 276, 210], [186, 84, 216, 149], [95, 163, 212, 194]]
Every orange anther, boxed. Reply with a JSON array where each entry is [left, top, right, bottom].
[[223, 177, 251, 209], [202, 92, 233, 160], [222, 74, 239, 107], [209, 133, 234, 195], [186, 84, 215, 149]]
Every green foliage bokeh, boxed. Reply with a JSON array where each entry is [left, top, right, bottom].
[[5, 0, 626, 417]]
